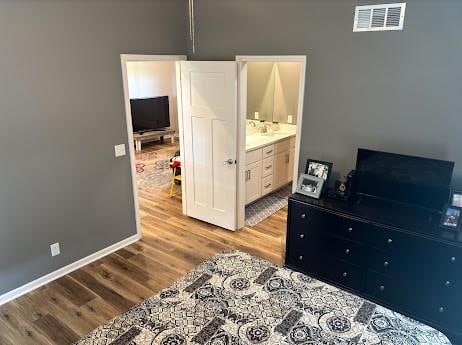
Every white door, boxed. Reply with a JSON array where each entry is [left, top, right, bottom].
[[180, 61, 238, 230]]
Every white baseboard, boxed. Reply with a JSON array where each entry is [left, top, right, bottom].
[[0, 233, 141, 306]]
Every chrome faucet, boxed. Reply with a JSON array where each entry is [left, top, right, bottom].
[[260, 122, 270, 134]]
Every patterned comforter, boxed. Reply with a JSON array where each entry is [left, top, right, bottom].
[[75, 250, 452, 345]]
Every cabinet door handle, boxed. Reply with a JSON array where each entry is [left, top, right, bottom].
[[286, 154, 290, 163], [266, 149, 273, 155], [264, 183, 272, 188], [248, 170, 251, 180], [265, 165, 272, 170]]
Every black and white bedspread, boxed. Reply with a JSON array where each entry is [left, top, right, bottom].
[[76, 250, 452, 345]]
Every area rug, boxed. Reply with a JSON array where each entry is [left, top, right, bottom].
[[135, 148, 178, 192], [75, 250, 451, 345], [245, 185, 292, 226]]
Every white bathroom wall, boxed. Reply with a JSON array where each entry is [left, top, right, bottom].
[[127, 61, 178, 133]]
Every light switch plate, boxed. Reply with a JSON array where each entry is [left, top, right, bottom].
[[287, 115, 293, 124], [114, 144, 126, 157], [50, 243, 60, 257]]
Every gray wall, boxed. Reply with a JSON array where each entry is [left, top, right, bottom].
[[189, 0, 462, 187], [0, 0, 187, 295]]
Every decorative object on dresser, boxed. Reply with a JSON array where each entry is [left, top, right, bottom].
[[330, 169, 356, 201], [296, 174, 324, 199], [449, 190, 462, 208], [286, 148, 460, 344], [440, 205, 461, 230], [305, 158, 332, 193]]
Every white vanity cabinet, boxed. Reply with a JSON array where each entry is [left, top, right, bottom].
[[245, 136, 295, 205]]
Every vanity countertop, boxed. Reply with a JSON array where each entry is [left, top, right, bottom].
[[246, 130, 296, 152]]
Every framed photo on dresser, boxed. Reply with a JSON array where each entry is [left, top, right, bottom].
[[296, 174, 324, 199], [449, 190, 462, 208], [440, 205, 462, 230]]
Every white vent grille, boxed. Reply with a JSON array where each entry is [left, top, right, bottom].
[[353, 3, 406, 32]]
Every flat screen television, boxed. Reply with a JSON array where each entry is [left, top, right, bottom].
[[130, 96, 170, 132], [355, 148, 454, 210]]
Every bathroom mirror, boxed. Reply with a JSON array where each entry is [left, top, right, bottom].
[[246, 62, 301, 125]]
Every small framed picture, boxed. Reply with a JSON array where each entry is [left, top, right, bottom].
[[449, 190, 462, 208], [305, 159, 333, 183], [440, 205, 461, 230], [296, 174, 324, 199]]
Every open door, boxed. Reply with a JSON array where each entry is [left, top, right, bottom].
[[179, 61, 238, 230]]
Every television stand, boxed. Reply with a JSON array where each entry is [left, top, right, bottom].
[[133, 128, 175, 151]]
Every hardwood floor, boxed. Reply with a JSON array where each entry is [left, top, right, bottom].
[[0, 140, 287, 345]]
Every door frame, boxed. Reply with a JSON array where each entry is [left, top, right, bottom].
[[235, 55, 307, 229], [120, 54, 187, 237]]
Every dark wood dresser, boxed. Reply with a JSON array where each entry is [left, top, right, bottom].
[[286, 193, 462, 344]]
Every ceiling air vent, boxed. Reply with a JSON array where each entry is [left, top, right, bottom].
[[353, 3, 406, 32]]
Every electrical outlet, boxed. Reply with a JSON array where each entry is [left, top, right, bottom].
[[114, 144, 126, 157], [254, 112, 259, 120], [287, 115, 293, 124], [50, 243, 60, 257]]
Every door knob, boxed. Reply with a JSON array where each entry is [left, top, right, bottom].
[[224, 159, 235, 165]]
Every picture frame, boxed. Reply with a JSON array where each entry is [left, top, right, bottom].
[[449, 190, 462, 208], [296, 173, 324, 199], [440, 205, 462, 230], [305, 159, 333, 185]]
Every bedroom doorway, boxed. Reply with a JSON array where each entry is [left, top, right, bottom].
[[120, 55, 187, 237]]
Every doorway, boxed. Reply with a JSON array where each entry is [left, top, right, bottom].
[[236, 56, 307, 229], [120, 55, 187, 237]]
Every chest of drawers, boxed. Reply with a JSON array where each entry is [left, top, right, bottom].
[[286, 194, 462, 344]]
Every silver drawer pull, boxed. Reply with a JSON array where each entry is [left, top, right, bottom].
[[264, 183, 272, 188], [450, 256, 456, 263], [345, 249, 350, 255], [265, 165, 272, 170], [300, 234, 305, 239], [298, 255, 303, 261], [342, 272, 348, 277], [387, 238, 393, 244], [266, 149, 273, 154], [379, 285, 385, 291], [445, 280, 451, 287], [348, 227, 353, 233], [301, 214, 306, 219], [383, 261, 389, 267], [439, 307, 445, 313]]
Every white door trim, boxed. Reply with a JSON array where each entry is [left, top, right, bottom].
[[236, 55, 307, 229], [120, 54, 187, 237]]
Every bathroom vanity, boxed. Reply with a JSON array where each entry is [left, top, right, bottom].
[[245, 123, 296, 205]]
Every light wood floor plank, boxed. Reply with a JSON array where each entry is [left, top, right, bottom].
[[0, 140, 286, 344]]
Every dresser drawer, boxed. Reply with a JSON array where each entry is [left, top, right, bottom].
[[262, 157, 274, 177], [364, 270, 415, 309], [306, 257, 363, 292], [289, 201, 369, 244], [300, 232, 365, 266], [262, 145, 275, 158]]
